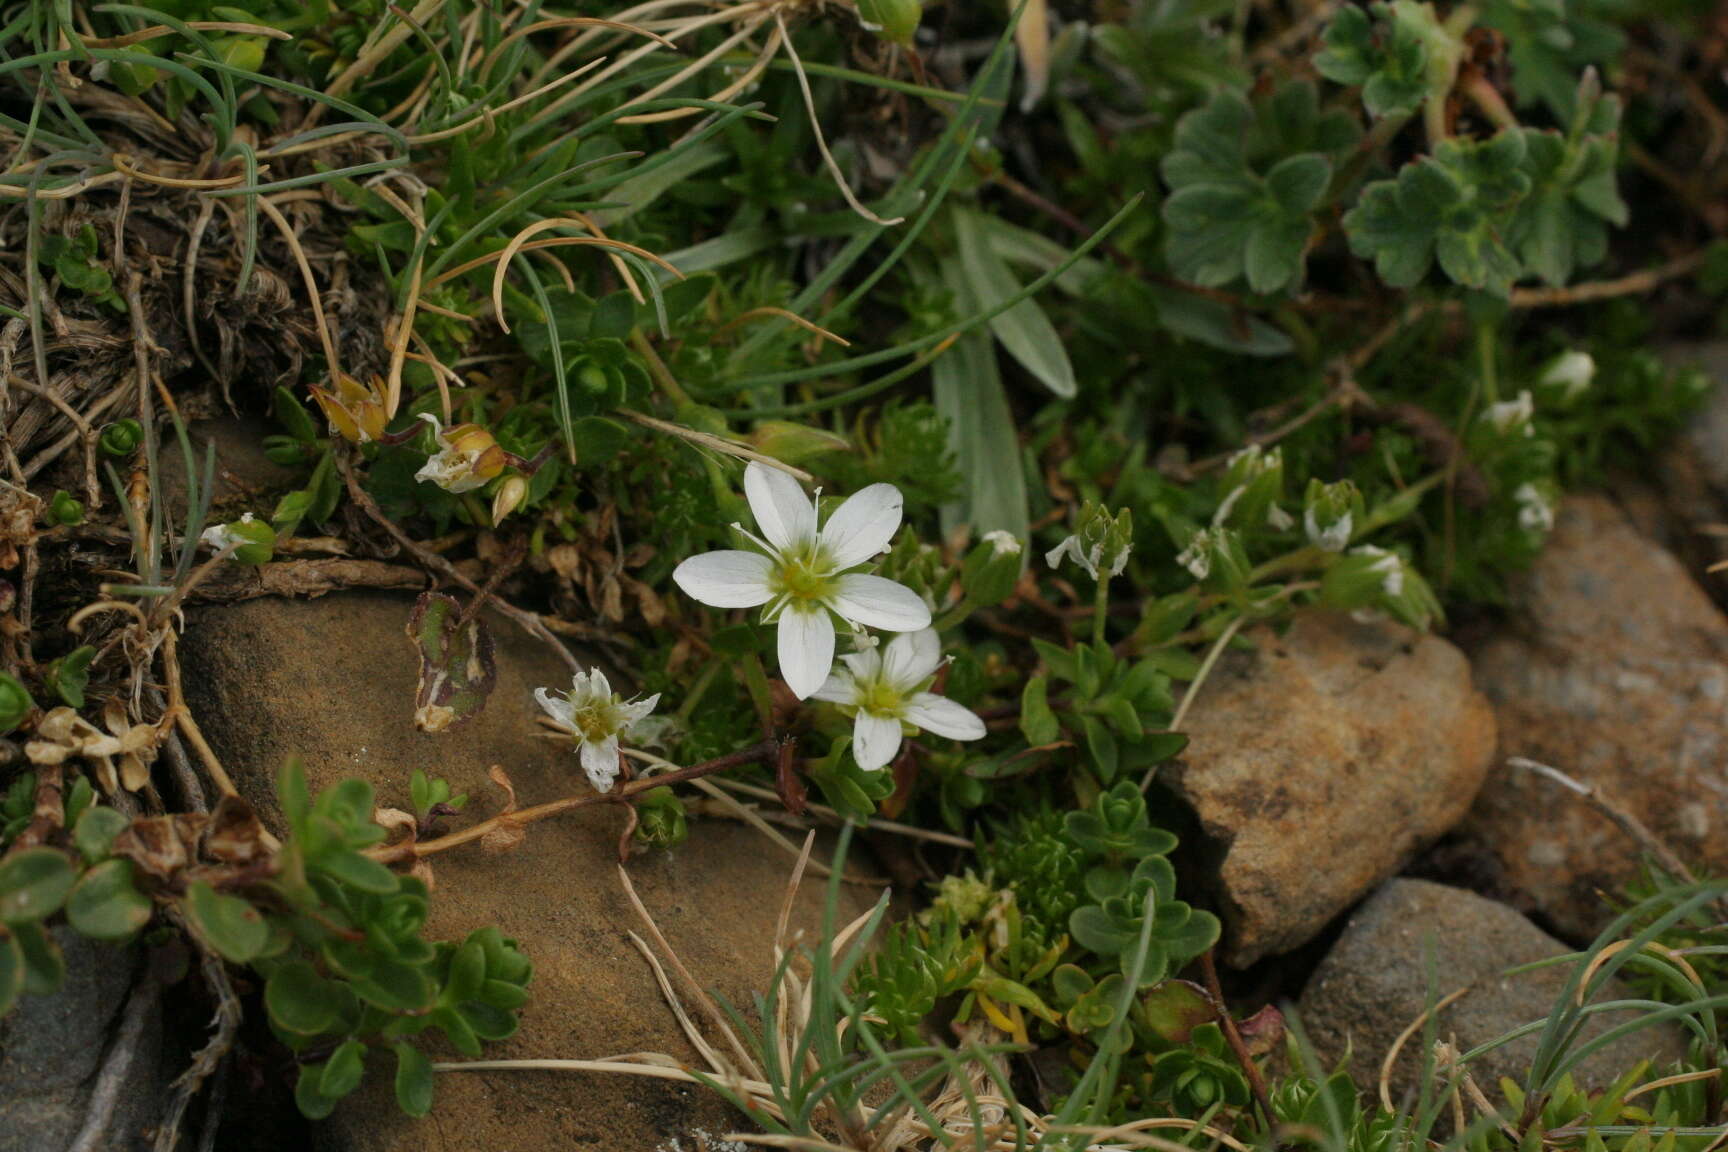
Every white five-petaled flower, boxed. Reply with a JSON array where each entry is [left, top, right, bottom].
[[534, 668, 659, 793], [813, 629, 985, 771], [672, 462, 931, 700]]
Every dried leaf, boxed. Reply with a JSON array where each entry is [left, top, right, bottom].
[[202, 795, 268, 866], [406, 592, 497, 734], [479, 765, 525, 854]]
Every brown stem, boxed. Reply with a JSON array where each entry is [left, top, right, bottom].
[[1199, 949, 1275, 1128], [336, 448, 582, 673], [366, 739, 781, 865]]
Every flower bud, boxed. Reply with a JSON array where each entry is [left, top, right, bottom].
[[1539, 350, 1595, 403], [1175, 527, 1250, 591], [1302, 479, 1363, 553], [311, 373, 389, 444], [632, 787, 689, 850], [491, 475, 529, 524], [0, 673, 33, 733], [961, 530, 1023, 607], [854, 0, 921, 45], [1214, 446, 1285, 530], [99, 418, 143, 458], [1320, 545, 1441, 629], [48, 490, 85, 527], [748, 420, 849, 465], [415, 417, 508, 494], [201, 512, 276, 565]]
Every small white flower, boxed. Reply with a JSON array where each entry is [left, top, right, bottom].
[[534, 668, 660, 793], [1540, 350, 1595, 400], [1266, 503, 1294, 531], [813, 629, 985, 771], [200, 511, 256, 551], [1515, 482, 1555, 533], [672, 462, 930, 700], [982, 529, 1022, 557], [1176, 529, 1214, 580], [1481, 390, 1536, 437], [1044, 533, 1132, 580], [1304, 506, 1353, 553], [1351, 545, 1404, 597]]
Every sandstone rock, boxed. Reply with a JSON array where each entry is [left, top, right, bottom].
[[158, 415, 299, 520], [0, 930, 162, 1151], [1301, 879, 1688, 1104], [1456, 493, 1728, 939], [180, 592, 875, 1151], [1165, 612, 1497, 967]]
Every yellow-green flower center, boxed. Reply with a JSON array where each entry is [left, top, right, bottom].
[[770, 546, 835, 603], [858, 678, 904, 717]]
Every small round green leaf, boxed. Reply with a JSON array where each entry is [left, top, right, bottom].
[[182, 881, 268, 963], [12, 921, 63, 996], [0, 848, 76, 925], [319, 1038, 366, 1099], [393, 1043, 434, 1118], [73, 807, 130, 864], [265, 960, 343, 1037], [66, 861, 153, 942]]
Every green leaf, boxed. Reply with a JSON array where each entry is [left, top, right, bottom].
[[407, 592, 497, 734], [13, 921, 63, 996], [953, 208, 1077, 398], [295, 1064, 339, 1120], [935, 259, 1031, 541], [588, 292, 638, 341], [317, 850, 400, 895], [0, 934, 22, 1015], [73, 806, 127, 864], [266, 960, 346, 1036], [1315, 2, 1431, 118], [1160, 87, 1342, 294], [569, 416, 629, 465], [0, 848, 76, 925], [1507, 111, 1626, 287], [320, 1039, 367, 1099], [183, 881, 269, 963], [1020, 676, 1059, 746], [66, 860, 152, 941], [1344, 129, 1532, 295], [394, 1043, 435, 1117], [44, 646, 96, 708]]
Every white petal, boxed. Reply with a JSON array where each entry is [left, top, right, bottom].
[[811, 668, 857, 705], [619, 693, 659, 726], [673, 550, 775, 608], [883, 628, 942, 690], [904, 693, 986, 741], [534, 687, 575, 729], [852, 711, 904, 771], [819, 482, 904, 570], [829, 574, 931, 632], [586, 667, 613, 701], [744, 462, 816, 554], [777, 605, 835, 700], [580, 736, 620, 791]]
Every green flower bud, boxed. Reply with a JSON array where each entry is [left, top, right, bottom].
[[854, 0, 921, 45], [1046, 502, 1133, 580], [200, 513, 276, 565], [48, 490, 85, 527], [960, 530, 1023, 607], [1214, 446, 1286, 531], [1302, 478, 1364, 553], [748, 421, 850, 466], [0, 673, 34, 733], [632, 787, 688, 850], [99, 418, 143, 458]]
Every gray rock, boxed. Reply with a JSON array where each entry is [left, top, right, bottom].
[[1455, 494, 1728, 939], [1166, 612, 1497, 967], [1300, 879, 1688, 1106], [0, 929, 160, 1151]]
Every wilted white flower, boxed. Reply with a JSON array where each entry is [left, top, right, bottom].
[[1176, 529, 1214, 580], [672, 462, 930, 700], [1350, 545, 1404, 597], [1481, 390, 1536, 437], [1304, 506, 1352, 552], [1515, 482, 1555, 533], [813, 629, 985, 771], [535, 668, 659, 792], [1540, 350, 1595, 400], [981, 529, 1021, 557], [201, 512, 257, 551], [415, 414, 506, 494]]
